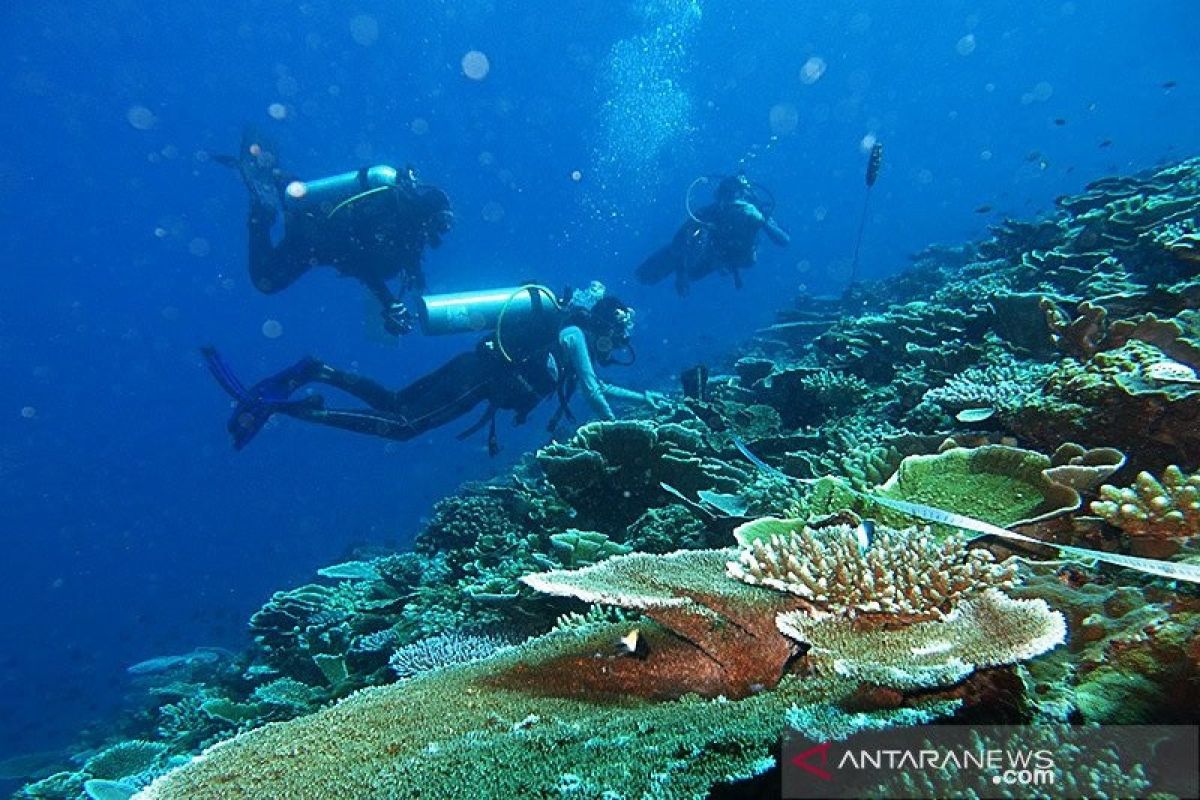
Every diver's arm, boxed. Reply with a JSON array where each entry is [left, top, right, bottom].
[[362, 273, 397, 309], [561, 327, 616, 420], [363, 274, 418, 335], [763, 216, 791, 246]]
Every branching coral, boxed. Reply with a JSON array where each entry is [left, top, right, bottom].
[[726, 521, 1014, 622], [387, 632, 511, 680], [1091, 465, 1200, 539], [922, 358, 1054, 417]]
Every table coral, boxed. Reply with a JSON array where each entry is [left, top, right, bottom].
[[776, 589, 1065, 691]]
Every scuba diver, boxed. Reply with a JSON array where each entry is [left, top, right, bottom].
[[635, 173, 790, 296], [202, 282, 664, 455], [216, 128, 454, 335]]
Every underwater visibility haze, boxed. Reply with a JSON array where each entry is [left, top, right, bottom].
[[2, 1, 1199, 797]]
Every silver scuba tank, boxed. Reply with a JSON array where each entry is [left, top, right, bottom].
[[419, 286, 560, 336], [283, 165, 403, 217]]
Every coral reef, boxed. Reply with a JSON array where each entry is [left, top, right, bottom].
[[1091, 464, 1200, 538], [726, 521, 1014, 621], [21, 157, 1200, 800], [777, 589, 1065, 691], [878, 445, 1083, 528]]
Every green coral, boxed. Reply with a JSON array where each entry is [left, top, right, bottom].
[[549, 529, 632, 567], [877, 445, 1081, 531]]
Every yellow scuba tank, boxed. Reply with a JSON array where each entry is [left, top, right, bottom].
[[284, 165, 406, 219]]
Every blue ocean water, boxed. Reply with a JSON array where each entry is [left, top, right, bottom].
[[0, 0, 1195, 779]]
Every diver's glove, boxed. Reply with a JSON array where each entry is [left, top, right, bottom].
[[643, 391, 668, 409], [382, 301, 417, 336]]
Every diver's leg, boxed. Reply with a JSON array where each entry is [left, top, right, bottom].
[[303, 363, 398, 409], [286, 352, 492, 441], [248, 224, 312, 295], [282, 406, 424, 441]]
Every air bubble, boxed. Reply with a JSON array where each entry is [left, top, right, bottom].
[[461, 50, 490, 81], [481, 201, 505, 223], [349, 14, 379, 46], [261, 319, 284, 339], [799, 57, 827, 85], [20, 406, 36, 419], [126, 105, 157, 130], [769, 103, 799, 135], [956, 34, 977, 56], [267, 103, 287, 120], [286, 181, 308, 199]]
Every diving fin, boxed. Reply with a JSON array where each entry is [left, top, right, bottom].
[[215, 126, 285, 217], [202, 348, 322, 449]]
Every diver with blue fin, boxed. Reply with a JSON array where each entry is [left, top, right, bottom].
[[202, 282, 664, 455], [635, 173, 790, 295], [216, 127, 454, 335]]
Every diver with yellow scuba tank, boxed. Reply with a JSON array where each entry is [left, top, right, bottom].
[[635, 173, 790, 295], [201, 282, 665, 455], [216, 127, 454, 335]]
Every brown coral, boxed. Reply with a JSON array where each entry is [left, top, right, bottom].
[[1091, 465, 1200, 539], [519, 549, 804, 699], [726, 522, 1015, 623]]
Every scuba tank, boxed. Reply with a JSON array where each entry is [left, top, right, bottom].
[[284, 165, 407, 218], [419, 285, 561, 339]]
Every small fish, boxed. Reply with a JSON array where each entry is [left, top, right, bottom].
[[974, 204, 993, 214], [1099, 139, 1113, 148], [853, 520, 875, 554], [1162, 81, 1177, 90], [618, 628, 649, 659], [1054, 118, 1067, 126]]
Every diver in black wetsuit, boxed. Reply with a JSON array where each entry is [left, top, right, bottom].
[[636, 174, 790, 295], [218, 129, 454, 335], [202, 283, 664, 455]]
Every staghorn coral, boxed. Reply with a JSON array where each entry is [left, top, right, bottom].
[[777, 589, 1065, 691], [727, 521, 1014, 622], [1091, 465, 1200, 539], [921, 358, 1055, 417]]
